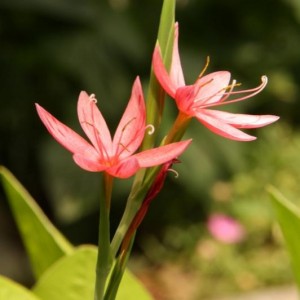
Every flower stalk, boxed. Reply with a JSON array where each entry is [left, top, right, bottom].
[[108, 160, 176, 299], [95, 173, 113, 300], [164, 111, 192, 144]]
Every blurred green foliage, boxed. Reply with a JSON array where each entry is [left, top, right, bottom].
[[1, 0, 300, 297], [132, 124, 300, 299]]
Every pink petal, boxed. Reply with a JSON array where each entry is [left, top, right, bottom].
[[112, 77, 146, 159], [134, 139, 192, 168], [77, 91, 112, 159], [73, 154, 107, 172], [203, 110, 280, 129], [169, 22, 185, 88], [175, 85, 199, 114], [107, 157, 140, 178], [36, 104, 99, 157], [194, 71, 231, 105], [195, 110, 256, 141], [152, 44, 177, 98]]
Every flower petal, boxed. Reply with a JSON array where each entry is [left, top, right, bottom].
[[107, 157, 140, 178], [134, 139, 192, 168], [169, 22, 185, 88], [36, 103, 99, 156], [73, 154, 106, 172], [175, 85, 198, 115], [194, 71, 231, 105], [112, 77, 146, 160], [195, 110, 256, 141], [77, 91, 112, 159], [152, 44, 177, 98], [202, 109, 280, 129]]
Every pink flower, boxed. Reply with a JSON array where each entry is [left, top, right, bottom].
[[36, 77, 191, 178], [152, 23, 279, 141], [207, 213, 245, 244]]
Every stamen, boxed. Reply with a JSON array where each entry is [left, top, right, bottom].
[[168, 168, 179, 178], [122, 117, 137, 132], [209, 75, 267, 107], [218, 79, 238, 103], [193, 79, 239, 106], [223, 76, 267, 97], [193, 78, 214, 103], [118, 143, 130, 152], [193, 75, 268, 110], [197, 56, 210, 79], [80, 120, 110, 160], [146, 124, 155, 135], [89, 93, 97, 103], [115, 117, 137, 156]]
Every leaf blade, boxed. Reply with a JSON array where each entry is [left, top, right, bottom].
[[268, 185, 300, 289], [0, 275, 41, 300], [32, 246, 153, 300], [0, 166, 74, 279], [142, 0, 175, 150]]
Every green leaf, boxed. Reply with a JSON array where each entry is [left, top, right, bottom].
[[118, 264, 153, 300], [0, 275, 41, 300], [268, 185, 300, 288], [0, 166, 74, 279], [33, 245, 153, 300], [32, 246, 96, 300]]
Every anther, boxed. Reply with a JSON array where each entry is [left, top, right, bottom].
[[89, 93, 97, 103], [146, 124, 155, 135]]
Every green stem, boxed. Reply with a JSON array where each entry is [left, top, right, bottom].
[[111, 113, 191, 259], [95, 173, 113, 300], [110, 181, 145, 258], [104, 234, 135, 300], [110, 165, 161, 257]]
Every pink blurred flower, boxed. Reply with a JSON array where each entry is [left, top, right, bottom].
[[36, 77, 191, 178], [152, 22, 279, 141], [207, 213, 245, 244]]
